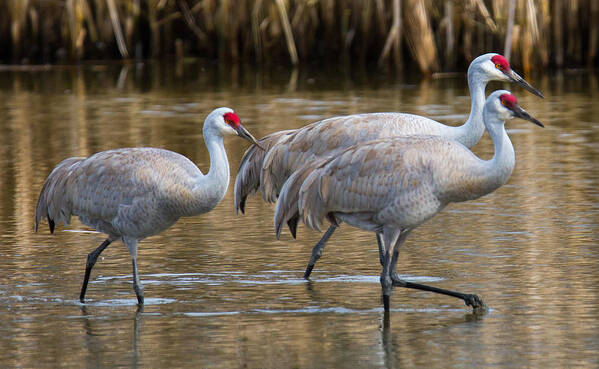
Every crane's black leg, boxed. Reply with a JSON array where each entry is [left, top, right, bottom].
[[379, 228, 401, 312], [124, 237, 144, 305], [376, 233, 386, 266], [385, 231, 486, 311], [381, 262, 392, 312], [303, 225, 337, 279], [389, 247, 485, 310], [80, 238, 112, 303], [131, 259, 144, 305], [391, 276, 485, 310], [387, 230, 410, 274]]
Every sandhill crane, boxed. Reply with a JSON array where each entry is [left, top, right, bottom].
[[235, 53, 543, 279], [35, 107, 261, 305], [274, 90, 543, 311]]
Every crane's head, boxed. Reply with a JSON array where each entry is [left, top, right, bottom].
[[486, 90, 543, 127], [470, 53, 544, 98], [205, 107, 264, 149]]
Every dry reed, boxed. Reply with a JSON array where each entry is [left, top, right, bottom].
[[0, 0, 597, 73]]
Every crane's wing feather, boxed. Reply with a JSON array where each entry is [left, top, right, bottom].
[[290, 137, 466, 231], [36, 148, 201, 234], [262, 113, 446, 202], [35, 157, 86, 232]]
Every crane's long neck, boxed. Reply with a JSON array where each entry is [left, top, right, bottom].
[[445, 115, 515, 204], [473, 117, 515, 198], [188, 131, 230, 216], [206, 134, 230, 189], [452, 72, 487, 148]]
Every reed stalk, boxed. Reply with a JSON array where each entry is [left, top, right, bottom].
[[106, 0, 129, 58], [404, 0, 438, 74], [0, 0, 597, 72], [589, 1, 599, 65], [275, 0, 298, 65], [504, 0, 515, 60], [378, 0, 401, 67]]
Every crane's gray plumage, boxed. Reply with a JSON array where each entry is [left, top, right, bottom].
[[261, 113, 459, 205], [236, 53, 542, 214], [35, 156, 86, 233], [274, 90, 543, 311], [234, 129, 294, 214], [35, 107, 260, 305], [262, 53, 542, 204], [234, 53, 543, 279]]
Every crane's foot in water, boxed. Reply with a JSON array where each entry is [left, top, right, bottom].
[[390, 272, 488, 313], [464, 294, 487, 312]]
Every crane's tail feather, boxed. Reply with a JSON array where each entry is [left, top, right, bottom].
[[286, 214, 299, 239], [261, 148, 283, 204], [234, 130, 294, 214], [35, 157, 85, 233], [275, 166, 309, 239], [260, 131, 298, 204], [299, 177, 324, 233], [234, 144, 262, 215], [47, 216, 55, 234], [274, 160, 326, 238]]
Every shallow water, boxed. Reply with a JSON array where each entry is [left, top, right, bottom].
[[0, 62, 598, 368]]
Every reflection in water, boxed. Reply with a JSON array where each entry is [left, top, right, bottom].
[[380, 309, 488, 369], [381, 311, 397, 369], [79, 305, 143, 368], [0, 63, 597, 368]]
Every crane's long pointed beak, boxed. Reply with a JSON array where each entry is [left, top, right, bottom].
[[506, 69, 545, 99], [512, 104, 544, 127], [236, 125, 265, 150]]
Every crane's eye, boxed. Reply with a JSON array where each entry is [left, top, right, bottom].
[[495, 63, 502, 69]]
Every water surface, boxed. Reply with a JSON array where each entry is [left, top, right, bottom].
[[0, 63, 597, 368]]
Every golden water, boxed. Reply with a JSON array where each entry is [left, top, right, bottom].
[[0, 63, 597, 368]]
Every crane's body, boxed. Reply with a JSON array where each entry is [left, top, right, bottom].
[[275, 91, 543, 311], [35, 107, 260, 305], [235, 53, 543, 279], [282, 133, 512, 235], [261, 111, 481, 204], [38, 148, 226, 238]]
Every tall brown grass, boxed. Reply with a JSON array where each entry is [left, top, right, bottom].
[[1, 0, 597, 73]]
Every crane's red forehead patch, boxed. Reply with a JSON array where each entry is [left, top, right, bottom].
[[223, 112, 241, 128], [491, 54, 510, 70], [499, 93, 517, 108]]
